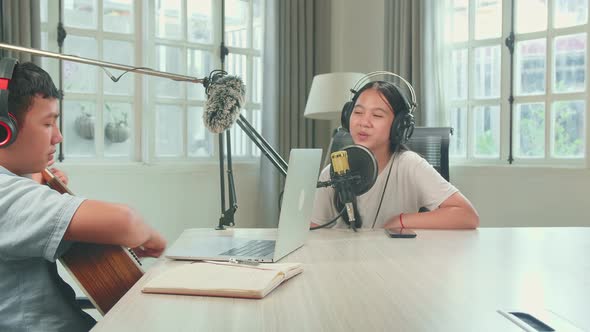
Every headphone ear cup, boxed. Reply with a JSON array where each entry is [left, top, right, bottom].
[[341, 101, 354, 131], [0, 113, 18, 147], [404, 112, 415, 142], [390, 115, 402, 147], [0, 58, 19, 148], [390, 111, 415, 147]]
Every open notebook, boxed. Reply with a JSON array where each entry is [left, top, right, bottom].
[[141, 261, 303, 299]]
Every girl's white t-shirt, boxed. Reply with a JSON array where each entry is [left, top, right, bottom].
[[310, 151, 458, 228]]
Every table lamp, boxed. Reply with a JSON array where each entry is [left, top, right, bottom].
[[304, 72, 365, 120]]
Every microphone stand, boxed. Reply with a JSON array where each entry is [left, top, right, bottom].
[[216, 129, 238, 229], [215, 0, 286, 229], [215, 114, 287, 229], [57, 0, 66, 162], [213, 114, 287, 230], [216, 0, 236, 230]]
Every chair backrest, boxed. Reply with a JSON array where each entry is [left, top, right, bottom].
[[405, 127, 452, 181], [324, 127, 354, 166]]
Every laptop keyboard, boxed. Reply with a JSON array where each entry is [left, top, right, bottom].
[[220, 240, 276, 257]]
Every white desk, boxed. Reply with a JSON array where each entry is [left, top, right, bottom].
[[91, 228, 590, 331]]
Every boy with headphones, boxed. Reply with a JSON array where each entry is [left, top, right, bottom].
[[310, 79, 479, 230], [0, 58, 167, 331]]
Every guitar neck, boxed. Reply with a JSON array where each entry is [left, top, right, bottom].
[[41, 168, 73, 195]]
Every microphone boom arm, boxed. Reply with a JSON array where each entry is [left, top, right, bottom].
[[0, 42, 204, 84], [236, 114, 288, 177]]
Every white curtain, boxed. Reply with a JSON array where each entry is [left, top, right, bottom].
[[384, 0, 423, 125], [257, 0, 281, 228], [0, 0, 41, 63], [257, 0, 331, 227], [421, 0, 452, 127]]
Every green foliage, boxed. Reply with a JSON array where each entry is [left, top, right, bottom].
[[475, 130, 497, 156], [517, 107, 544, 157], [553, 104, 583, 157]]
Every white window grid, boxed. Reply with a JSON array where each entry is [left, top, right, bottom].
[[145, 0, 263, 163], [446, 0, 590, 167], [39, 0, 263, 163], [41, 0, 140, 161]]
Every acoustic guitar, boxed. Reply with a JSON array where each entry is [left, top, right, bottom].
[[42, 168, 144, 315]]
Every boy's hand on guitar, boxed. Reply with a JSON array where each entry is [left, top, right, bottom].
[[48, 168, 69, 185], [133, 230, 167, 258], [32, 167, 69, 186]]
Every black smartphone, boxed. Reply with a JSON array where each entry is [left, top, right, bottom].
[[385, 228, 417, 238]]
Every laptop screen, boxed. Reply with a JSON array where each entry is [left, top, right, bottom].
[[272, 148, 322, 261]]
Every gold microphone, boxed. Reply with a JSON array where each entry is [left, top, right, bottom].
[[331, 151, 350, 176], [330, 151, 356, 224]]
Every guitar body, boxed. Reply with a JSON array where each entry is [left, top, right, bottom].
[[43, 169, 144, 315], [59, 243, 143, 315]]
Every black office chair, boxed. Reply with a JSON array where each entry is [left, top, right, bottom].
[[405, 126, 453, 213], [324, 127, 354, 166], [405, 127, 452, 182]]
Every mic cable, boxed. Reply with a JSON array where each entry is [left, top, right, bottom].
[[310, 207, 346, 230], [101, 66, 155, 83]]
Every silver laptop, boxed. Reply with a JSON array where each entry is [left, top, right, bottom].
[[165, 148, 322, 263]]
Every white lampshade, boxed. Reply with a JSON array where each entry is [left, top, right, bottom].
[[304, 72, 365, 120]]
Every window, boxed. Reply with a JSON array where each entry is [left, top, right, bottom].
[[39, 0, 264, 162], [445, 0, 587, 165], [149, 0, 215, 160], [224, 0, 264, 158]]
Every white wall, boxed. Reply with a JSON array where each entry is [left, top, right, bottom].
[[452, 166, 590, 227], [328, 0, 590, 227], [59, 162, 263, 243], [329, 0, 386, 74]]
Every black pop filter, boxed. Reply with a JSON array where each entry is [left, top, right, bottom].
[[329, 144, 377, 196]]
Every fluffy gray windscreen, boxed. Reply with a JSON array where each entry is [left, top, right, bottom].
[[203, 75, 246, 133]]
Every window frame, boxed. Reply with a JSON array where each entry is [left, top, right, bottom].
[[446, 0, 590, 167], [40, 0, 264, 164]]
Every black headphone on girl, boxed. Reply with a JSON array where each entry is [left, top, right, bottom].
[[0, 58, 19, 148], [340, 71, 416, 148]]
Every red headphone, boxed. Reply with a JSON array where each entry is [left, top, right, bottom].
[[0, 58, 19, 147]]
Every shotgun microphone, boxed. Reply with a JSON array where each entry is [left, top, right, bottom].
[[202, 71, 246, 133]]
